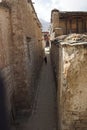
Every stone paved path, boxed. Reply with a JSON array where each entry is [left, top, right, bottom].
[[16, 48, 57, 130]]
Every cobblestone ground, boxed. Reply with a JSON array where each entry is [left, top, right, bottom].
[[13, 47, 57, 130]]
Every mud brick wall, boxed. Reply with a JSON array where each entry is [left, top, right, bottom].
[[0, 4, 14, 118], [51, 42, 87, 130], [9, 0, 43, 113], [0, 0, 43, 117]]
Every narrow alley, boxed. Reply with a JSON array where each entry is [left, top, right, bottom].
[[16, 48, 57, 130], [0, 1, 87, 130]]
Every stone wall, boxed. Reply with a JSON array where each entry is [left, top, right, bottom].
[[51, 41, 87, 130], [0, 0, 43, 119]]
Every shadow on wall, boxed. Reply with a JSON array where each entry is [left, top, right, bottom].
[[0, 72, 10, 130]]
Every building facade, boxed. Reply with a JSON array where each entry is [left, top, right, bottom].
[[0, 0, 43, 120], [42, 31, 50, 47], [50, 9, 87, 38]]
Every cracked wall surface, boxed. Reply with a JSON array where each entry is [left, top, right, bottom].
[[51, 39, 87, 130]]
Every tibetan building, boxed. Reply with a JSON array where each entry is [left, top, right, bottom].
[[50, 9, 87, 38]]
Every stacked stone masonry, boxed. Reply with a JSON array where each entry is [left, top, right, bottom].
[[51, 34, 87, 130], [0, 0, 43, 120]]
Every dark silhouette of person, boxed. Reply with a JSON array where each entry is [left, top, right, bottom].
[[44, 56, 47, 64]]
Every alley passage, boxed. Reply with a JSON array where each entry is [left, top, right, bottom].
[[17, 48, 57, 130]]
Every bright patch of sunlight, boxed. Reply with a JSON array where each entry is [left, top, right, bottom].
[[45, 47, 50, 54]]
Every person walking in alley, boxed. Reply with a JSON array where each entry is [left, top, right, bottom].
[[44, 56, 47, 64]]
